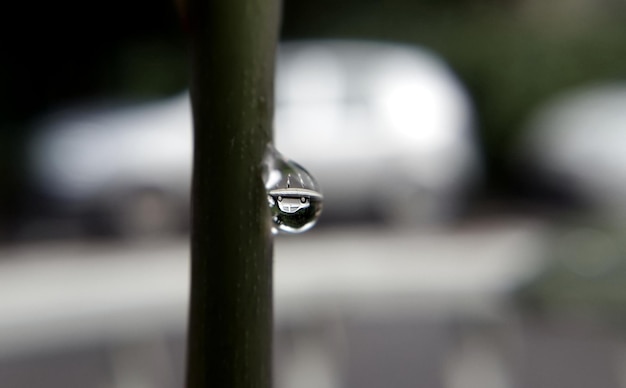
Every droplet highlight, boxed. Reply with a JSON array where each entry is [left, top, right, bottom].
[[263, 145, 323, 234]]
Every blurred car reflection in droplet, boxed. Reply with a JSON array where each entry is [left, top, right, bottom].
[[27, 40, 481, 238]]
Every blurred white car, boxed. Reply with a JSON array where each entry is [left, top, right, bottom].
[[29, 40, 480, 236], [517, 82, 626, 223]]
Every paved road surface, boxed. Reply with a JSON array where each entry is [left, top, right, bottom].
[[0, 220, 548, 353], [0, 220, 556, 388]]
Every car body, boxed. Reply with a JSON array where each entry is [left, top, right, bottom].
[[517, 82, 626, 223], [28, 40, 480, 237]]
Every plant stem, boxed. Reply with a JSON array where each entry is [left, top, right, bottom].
[[184, 1, 281, 387]]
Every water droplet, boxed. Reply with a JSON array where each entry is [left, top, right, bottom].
[[263, 145, 323, 234]]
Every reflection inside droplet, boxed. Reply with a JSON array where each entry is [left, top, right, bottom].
[[264, 145, 323, 234]]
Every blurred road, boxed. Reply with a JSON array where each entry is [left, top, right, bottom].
[[0, 219, 561, 388], [0, 219, 549, 344]]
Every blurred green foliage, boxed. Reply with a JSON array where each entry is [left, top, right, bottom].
[[518, 265, 626, 317], [101, 39, 188, 98], [516, 224, 626, 319]]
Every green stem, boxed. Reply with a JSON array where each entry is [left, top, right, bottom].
[[184, 1, 281, 387]]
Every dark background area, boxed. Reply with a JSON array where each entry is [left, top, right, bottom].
[[0, 0, 188, 237], [2, 0, 626, 238]]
